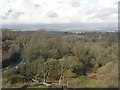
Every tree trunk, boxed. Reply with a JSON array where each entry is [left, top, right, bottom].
[[43, 74, 46, 82], [67, 79, 69, 88], [46, 75, 49, 82], [67, 80, 69, 88], [59, 76, 63, 84]]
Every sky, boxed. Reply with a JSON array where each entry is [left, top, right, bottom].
[[0, 0, 119, 30]]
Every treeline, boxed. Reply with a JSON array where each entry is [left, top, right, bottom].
[[2, 29, 24, 41]]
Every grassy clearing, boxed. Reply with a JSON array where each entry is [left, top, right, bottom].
[[68, 61, 118, 88], [28, 85, 48, 88]]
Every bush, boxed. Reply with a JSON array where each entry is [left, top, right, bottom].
[[10, 76, 30, 84]]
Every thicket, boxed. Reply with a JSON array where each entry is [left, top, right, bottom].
[[2, 30, 118, 87], [16, 30, 118, 85]]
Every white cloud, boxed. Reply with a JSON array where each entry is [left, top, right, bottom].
[[0, 0, 119, 26]]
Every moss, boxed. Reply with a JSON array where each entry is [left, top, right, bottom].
[[13, 41, 17, 45]]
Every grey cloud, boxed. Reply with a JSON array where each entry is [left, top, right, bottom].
[[5, 9, 13, 16], [2, 16, 8, 19], [12, 12, 23, 19], [2, 10, 23, 19], [57, 1, 64, 4], [47, 12, 58, 18], [71, 2, 80, 7], [8, 9, 13, 13], [114, 1, 118, 5], [2, 9, 13, 19], [4, 0, 13, 3], [33, 4, 40, 8], [95, 8, 117, 18]]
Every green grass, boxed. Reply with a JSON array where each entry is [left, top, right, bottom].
[[82, 79, 107, 88], [68, 61, 118, 88], [28, 85, 48, 88], [68, 75, 108, 88]]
